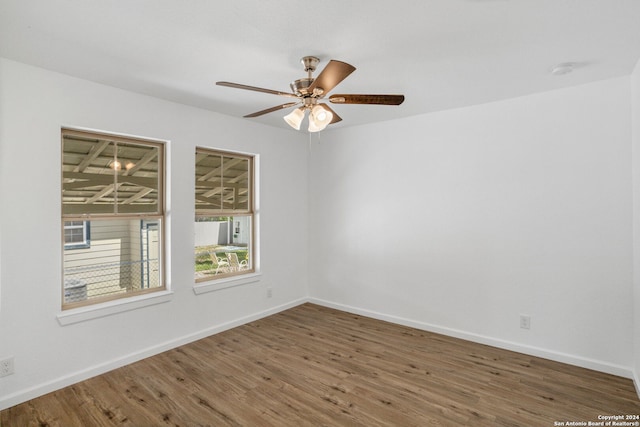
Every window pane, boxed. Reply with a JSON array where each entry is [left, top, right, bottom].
[[194, 216, 252, 280], [195, 152, 250, 214], [113, 142, 160, 213], [195, 152, 222, 212], [62, 134, 162, 216], [222, 156, 250, 211], [63, 218, 162, 304], [62, 136, 116, 215]]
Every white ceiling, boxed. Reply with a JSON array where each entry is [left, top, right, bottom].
[[2, 0, 640, 132]]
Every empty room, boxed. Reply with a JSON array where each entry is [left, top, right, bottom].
[[1, 0, 640, 425]]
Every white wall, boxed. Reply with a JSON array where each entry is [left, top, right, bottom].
[[309, 77, 635, 377], [0, 58, 309, 409], [632, 58, 640, 393]]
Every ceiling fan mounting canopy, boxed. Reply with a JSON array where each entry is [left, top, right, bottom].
[[301, 55, 320, 73], [216, 55, 404, 132]]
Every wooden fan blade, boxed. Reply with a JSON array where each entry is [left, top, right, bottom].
[[307, 60, 356, 95], [320, 104, 342, 124], [217, 81, 299, 99], [244, 102, 300, 118], [329, 94, 405, 105]]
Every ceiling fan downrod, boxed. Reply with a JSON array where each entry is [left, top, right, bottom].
[[291, 56, 320, 96]]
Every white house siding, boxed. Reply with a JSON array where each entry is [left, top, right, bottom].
[[63, 219, 160, 299]]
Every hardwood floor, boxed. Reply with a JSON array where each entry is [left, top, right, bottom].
[[2, 303, 639, 426]]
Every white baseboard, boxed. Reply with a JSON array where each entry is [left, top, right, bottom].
[[634, 369, 640, 400], [0, 298, 307, 411], [309, 297, 635, 380]]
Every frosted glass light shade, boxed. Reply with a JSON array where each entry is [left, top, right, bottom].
[[308, 118, 322, 132], [308, 105, 333, 132], [284, 108, 305, 130]]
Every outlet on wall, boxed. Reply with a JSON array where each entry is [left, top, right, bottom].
[[267, 287, 273, 298], [0, 357, 14, 377], [520, 314, 531, 330]]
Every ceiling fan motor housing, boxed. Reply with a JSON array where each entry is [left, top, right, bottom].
[[290, 78, 314, 96]]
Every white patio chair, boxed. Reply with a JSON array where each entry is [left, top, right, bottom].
[[226, 252, 248, 272], [210, 252, 230, 274]]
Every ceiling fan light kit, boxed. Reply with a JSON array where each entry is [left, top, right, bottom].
[[217, 55, 405, 132], [283, 96, 334, 132]]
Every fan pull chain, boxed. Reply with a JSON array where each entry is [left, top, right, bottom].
[[308, 130, 322, 151]]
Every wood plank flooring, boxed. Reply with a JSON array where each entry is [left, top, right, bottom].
[[2, 303, 639, 426]]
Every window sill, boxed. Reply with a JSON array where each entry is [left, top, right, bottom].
[[57, 290, 174, 326], [193, 272, 262, 295]]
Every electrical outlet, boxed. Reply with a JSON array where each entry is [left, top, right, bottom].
[[267, 287, 272, 298], [520, 315, 531, 330], [0, 357, 14, 377]]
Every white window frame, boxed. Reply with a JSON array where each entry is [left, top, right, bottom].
[[194, 147, 257, 290], [61, 128, 167, 310]]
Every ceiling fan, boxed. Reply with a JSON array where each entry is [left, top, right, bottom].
[[216, 56, 405, 132]]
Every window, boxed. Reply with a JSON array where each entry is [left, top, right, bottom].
[[61, 128, 165, 308], [63, 221, 90, 249], [195, 148, 254, 282]]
